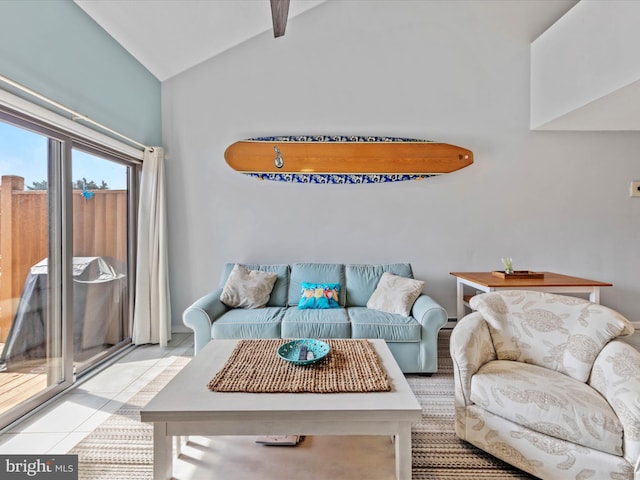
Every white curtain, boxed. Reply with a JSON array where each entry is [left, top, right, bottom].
[[132, 147, 171, 346]]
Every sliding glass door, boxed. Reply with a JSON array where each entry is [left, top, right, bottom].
[[0, 120, 65, 422], [0, 109, 138, 428], [71, 148, 130, 373]]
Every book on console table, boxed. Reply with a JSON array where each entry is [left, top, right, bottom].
[[491, 271, 545, 279]]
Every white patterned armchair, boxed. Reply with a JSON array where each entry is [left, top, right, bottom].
[[450, 290, 640, 480]]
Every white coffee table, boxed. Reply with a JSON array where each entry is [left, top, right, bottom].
[[140, 339, 422, 480]]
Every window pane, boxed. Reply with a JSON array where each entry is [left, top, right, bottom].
[[71, 149, 129, 370], [0, 120, 63, 417]]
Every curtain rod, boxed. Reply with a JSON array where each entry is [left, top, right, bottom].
[[0, 73, 149, 151]]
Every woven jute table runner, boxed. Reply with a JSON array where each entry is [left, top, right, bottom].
[[207, 339, 391, 393]]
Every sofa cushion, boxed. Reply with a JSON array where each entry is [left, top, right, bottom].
[[281, 307, 350, 338], [288, 263, 346, 307], [470, 360, 623, 456], [298, 283, 340, 309], [470, 290, 634, 382], [366, 272, 424, 317], [211, 307, 285, 339], [221, 263, 289, 307], [345, 263, 413, 307], [349, 307, 421, 342], [219, 264, 278, 309]]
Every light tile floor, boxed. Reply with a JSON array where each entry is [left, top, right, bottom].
[[0, 332, 193, 454]]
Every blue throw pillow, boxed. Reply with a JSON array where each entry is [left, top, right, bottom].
[[298, 282, 341, 309]]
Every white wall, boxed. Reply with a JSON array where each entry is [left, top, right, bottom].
[[162, 0, 640, 329]]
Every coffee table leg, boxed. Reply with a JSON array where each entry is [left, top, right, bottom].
[[153, 422, 173, 480], [395, 423, 412, 480]]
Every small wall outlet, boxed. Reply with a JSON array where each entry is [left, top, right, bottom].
[[631, 181, 640, 197]]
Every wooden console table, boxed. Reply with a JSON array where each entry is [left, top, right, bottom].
[[450, 271, 612, 321]]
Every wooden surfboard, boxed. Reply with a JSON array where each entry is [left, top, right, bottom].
[[224, 136, 473, 184]]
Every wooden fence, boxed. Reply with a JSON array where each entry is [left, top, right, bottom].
[[0, 175, 128, 342]]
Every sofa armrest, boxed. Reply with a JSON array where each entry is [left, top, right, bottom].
[[411, 294, 448, 372], [412, 294, 448, 330], [182, 288, 229, 354], [590, 340, 640, 466]]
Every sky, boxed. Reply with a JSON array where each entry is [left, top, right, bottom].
[[0, 120, 127, 190]]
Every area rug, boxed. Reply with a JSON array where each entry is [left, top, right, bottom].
[[207, 338, 390, 393], [70, 332, 535, 479]]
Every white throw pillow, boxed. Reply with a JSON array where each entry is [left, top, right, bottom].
[[220, 264, 278, 309], [366, 272, 424, 317]]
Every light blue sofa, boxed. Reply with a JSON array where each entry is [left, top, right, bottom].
[[183, 263, 448, 373]]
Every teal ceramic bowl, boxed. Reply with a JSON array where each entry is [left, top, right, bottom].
[[278, 339, 330, 366]]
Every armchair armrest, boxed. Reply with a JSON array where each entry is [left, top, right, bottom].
[[590, 340, 640, 467], [450, 311, 497, 438], [450, 312, 497, 405], [182, 288, 229, 354]]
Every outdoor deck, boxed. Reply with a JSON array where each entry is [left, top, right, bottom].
[[0, 342, 48, 417], [0, 370, 47, 417]]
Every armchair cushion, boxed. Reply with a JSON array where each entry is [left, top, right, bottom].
[[470, 290, 634, 382], [471, 360, 623, 456]]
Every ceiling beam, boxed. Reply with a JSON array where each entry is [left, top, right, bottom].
[[270, 0, 290, 38]]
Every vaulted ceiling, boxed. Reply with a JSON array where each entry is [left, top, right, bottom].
[[75, 0, 638, 131], [74, 0, 325, 81]]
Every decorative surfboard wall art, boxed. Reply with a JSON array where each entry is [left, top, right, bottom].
[[224, 135, 473, 184]]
